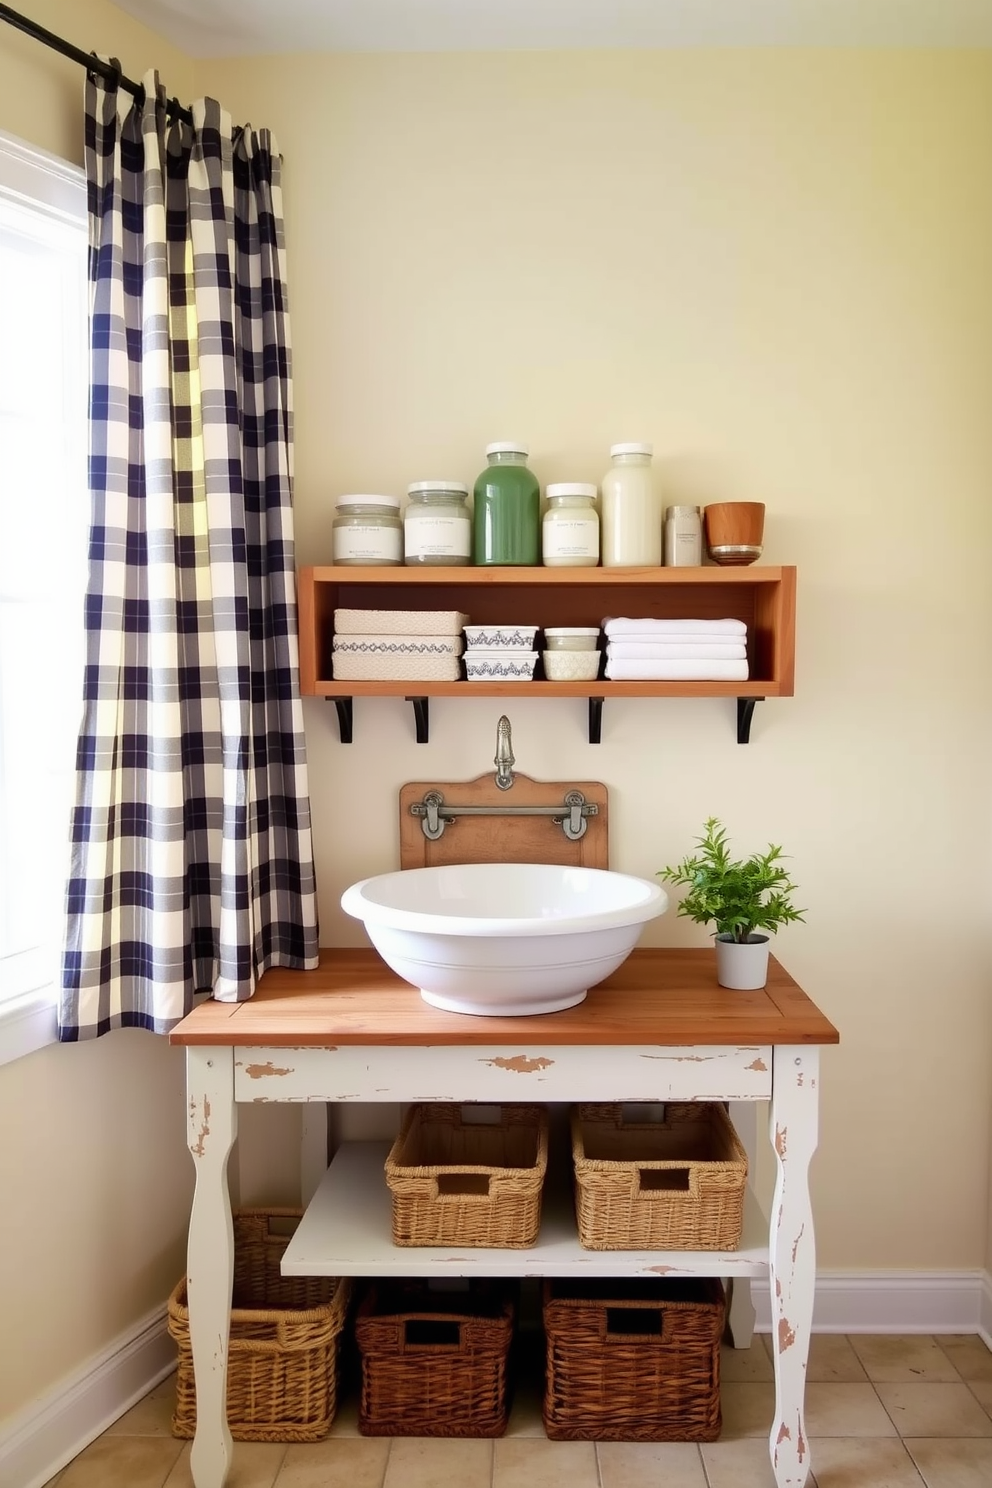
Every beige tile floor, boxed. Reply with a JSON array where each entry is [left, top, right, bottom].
[[42, 1332, 992, 1488]]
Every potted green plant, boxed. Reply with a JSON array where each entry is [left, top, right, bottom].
[[658, 817, 805, 989]]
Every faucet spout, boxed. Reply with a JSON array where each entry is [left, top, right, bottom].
[[494, 715, 515, 791]]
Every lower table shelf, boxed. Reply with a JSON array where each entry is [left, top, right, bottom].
[[280, 1140, 771, 1279]]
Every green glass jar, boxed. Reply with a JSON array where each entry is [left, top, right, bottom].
[[472, 442, 540, 566]]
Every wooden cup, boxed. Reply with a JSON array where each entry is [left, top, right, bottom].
[[703, 502, 765, 564]]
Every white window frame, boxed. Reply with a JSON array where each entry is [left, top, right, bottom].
[[0, 132, 87, 1066]]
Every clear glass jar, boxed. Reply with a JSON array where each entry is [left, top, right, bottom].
[[473, 442, 541, 566], [600, 442, 660, 567], [542, 482, 600, 567], [404, 481, 471, 566], [663, 504, 703, 567], [332, 495, 403, 566]]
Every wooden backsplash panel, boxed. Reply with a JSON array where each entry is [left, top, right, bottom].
[[399, 772, 609, 870]]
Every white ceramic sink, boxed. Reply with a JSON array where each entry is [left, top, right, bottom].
[[340, 862, 668, 1016]]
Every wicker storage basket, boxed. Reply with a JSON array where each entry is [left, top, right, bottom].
[[168, 1208, 351, 1442], [355, 1279, 516, 1436], [543, 1277, 726, 1441], [385, 1102, 548, 1247], [572, 1102, 748, 1251]]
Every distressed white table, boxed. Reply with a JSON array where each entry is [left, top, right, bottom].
[[170, 947, 839, 1488]]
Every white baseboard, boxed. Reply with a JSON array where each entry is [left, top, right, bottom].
[[752, 1269, 992, 1336], [0, 1304, 174, 1488], [980, 1270, 992, 1350]]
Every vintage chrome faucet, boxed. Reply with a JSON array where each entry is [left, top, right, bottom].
[[494, 715, 515, 791]]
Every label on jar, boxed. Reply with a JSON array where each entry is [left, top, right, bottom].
[[542, 518, 599, 562], [333, 524, 402, 563], [404, 514, 471, 560]]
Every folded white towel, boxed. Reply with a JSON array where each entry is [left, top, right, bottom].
[[334, 608, 469, 636], [605, 658, 750, 681], [602, 617, 747, 638], [606, 641, 747, 661], [604, 632, 745, 647], [333, 633, 463, 656]]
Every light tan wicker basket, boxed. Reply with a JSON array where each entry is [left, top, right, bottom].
[[385, 1102, 548, 1247], [355, 1279, 516, 1436], [168, 1208, 351, 1442], [571, 1102, 748, 1251], [543, 1277, 726, 1440]]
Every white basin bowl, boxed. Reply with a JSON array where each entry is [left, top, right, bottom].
[[340, 862, 668, 1016]]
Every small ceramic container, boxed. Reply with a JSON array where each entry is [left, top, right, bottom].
[[464, 650, 539, 680], [463, 625, 539, 650], [543, 627, 600, 652], [542, 650, 601, 681]]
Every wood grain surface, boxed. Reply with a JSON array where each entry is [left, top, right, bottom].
[[170, 948, 839, 1049]]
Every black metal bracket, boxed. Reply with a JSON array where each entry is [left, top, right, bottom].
[[588, 697, 604, 744], [331, 697, 353, 743], [407, 696, 430, 743], [737, 697, 763, 745]]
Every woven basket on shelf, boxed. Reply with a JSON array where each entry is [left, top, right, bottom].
[[385, 1102, 548, 1247], [168, 1208, 351, 1443], [355, 1279, 516, 1437], [571, 1101, 748, 1251], [543, 1277, 726, 1441]]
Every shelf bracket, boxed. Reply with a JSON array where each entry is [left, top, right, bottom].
[[737, 697, 763, 745], [330, 697, 353, 744], [407, 696, 430, 744], [588, 697, 604, 745]]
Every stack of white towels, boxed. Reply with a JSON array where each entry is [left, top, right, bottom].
[[331, 608, 468, 682], [603, 617, 749, 681]]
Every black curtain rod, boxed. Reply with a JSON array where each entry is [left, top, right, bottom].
[[0, 2, 194, 124]]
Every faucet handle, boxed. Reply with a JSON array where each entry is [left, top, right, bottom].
[[494, 714, 515, 791]]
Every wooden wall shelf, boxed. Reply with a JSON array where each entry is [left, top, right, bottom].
[[297, 565, 796, 744]]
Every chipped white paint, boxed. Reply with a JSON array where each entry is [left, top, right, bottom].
[[727, 1100, 760, 1348], [186, 1048, 237, 1488], [187, 1038, 820, 1488], [232, 1044, 772, 1103], [768, 1046, 819, 1488]]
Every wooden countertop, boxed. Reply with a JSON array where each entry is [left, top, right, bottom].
[[169, 947, 839, 1048]]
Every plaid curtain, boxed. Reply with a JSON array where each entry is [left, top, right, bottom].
[[59, 70, 319, 1039]]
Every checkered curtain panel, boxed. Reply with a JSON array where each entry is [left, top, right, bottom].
[[59, 71, 319, 1039]]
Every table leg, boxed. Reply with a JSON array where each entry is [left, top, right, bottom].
[[727, 1100, 758, 1347], [768, 1047, 819, 1488], [186, 1047, 238, 1488]]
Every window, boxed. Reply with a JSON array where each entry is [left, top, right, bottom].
[[0, 132, 87, 1062]]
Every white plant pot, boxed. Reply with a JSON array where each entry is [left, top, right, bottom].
[[715, 933, 770, 991]]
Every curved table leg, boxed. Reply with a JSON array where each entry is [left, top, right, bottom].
[[186, 1047, 238, 1488], [768, 1047, 819, 1488]]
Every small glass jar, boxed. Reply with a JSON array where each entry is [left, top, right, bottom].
[[473, 442, 541, 566], [600, 442, 660, 567], [542, 482, 600, 567], [404, 481, 471, 566], [663, 504, 703, 566], [332, 495, 403, 566]]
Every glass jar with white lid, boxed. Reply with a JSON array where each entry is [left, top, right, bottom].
[[600, 442, 660, 567], [332, 495, 403, 566], [542, 482, 599, 567], [404, 481, 471, 566]]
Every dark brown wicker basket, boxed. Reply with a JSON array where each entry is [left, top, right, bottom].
[[385, 1102, 548, 1248], [572, 1102, 748, 1250], [542, 1277, 726, 1441], [168, 1208, 351, 1442], [355, 1279, 516, 1436]]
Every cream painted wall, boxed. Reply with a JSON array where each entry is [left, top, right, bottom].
[[2, 19, 991, 1427], [200, 48, 992, 1269], [0, 0, 198, 1427]]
